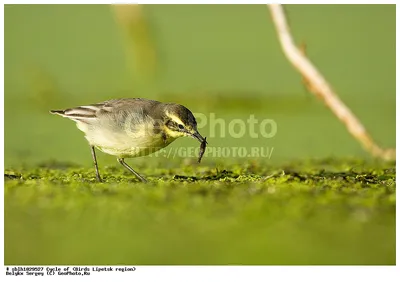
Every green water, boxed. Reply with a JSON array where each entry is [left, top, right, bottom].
[[4, 4, 395, 167]]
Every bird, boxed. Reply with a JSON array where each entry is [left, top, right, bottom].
[[50, 98, 207, 182]]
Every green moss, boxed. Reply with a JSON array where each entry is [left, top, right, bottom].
[[4, 159, 395, 265]]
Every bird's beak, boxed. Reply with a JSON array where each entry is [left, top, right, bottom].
[[191, 131, 207, 144]]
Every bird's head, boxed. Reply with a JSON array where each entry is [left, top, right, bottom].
[[162, 103, 206, 143]]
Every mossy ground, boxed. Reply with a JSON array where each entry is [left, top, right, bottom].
[[4, 159, 395, 265]]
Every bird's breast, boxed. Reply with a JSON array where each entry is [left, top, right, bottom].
[[85, 117, 177, 158]]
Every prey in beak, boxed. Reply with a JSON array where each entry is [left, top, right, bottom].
[[191, 131, 208, 163]]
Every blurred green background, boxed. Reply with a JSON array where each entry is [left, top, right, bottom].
[[4, 4, 395, 167], [4, 5, 395, 265]]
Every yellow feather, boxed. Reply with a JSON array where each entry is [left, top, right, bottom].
[[165, 112, 185, 126]]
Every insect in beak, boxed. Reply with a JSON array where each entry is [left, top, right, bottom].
[[190, 131, 207, 163]]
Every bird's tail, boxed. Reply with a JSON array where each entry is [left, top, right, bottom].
[[49, 107, 98, 125], [50, 105, 98, 117]]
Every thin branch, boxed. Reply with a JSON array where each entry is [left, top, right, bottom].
[[268, 4, 395, 161]]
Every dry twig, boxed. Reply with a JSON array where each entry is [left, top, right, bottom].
[[268, 4, 395, 161]]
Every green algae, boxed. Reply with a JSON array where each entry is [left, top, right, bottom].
[[4, 159, 395, 265]]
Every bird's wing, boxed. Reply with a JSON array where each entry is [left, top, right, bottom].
[[49, 98, 159, 124]]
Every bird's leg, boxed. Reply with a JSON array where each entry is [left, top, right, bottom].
[[90, 146, 102, 182], [117, 158, 148, 183]]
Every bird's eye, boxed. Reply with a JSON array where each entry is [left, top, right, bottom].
[[178, 124, 184, 130]]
